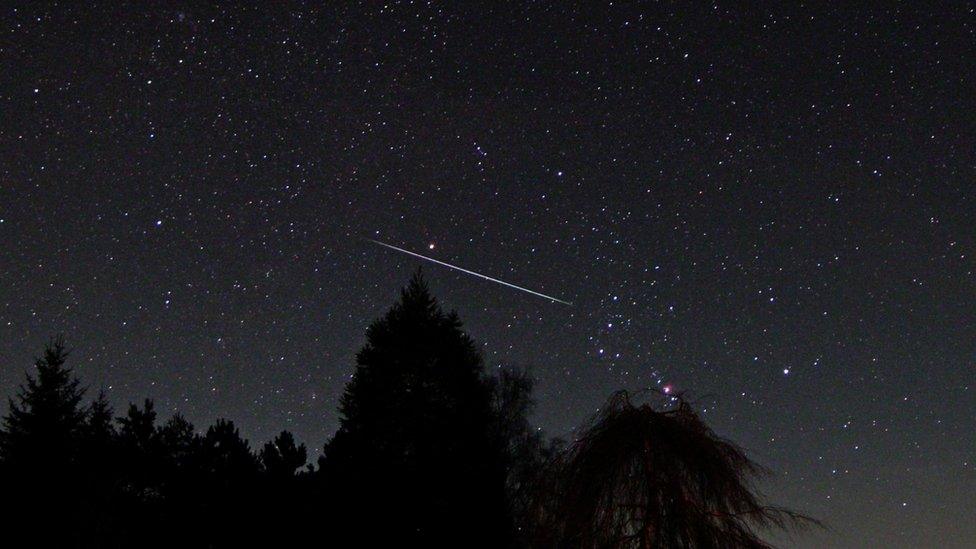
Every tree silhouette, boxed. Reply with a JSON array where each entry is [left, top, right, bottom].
[[323, 271, 514, 547], [159, 413, 200, 466], [489, 366, 557, 537], [530, 390, 815, 548], [118, 399, 161, 457], [0, 280, 816, 548], [77, 390, 121, 546], [202, 418, 260, 478], [258, 430, 313, 546], [0, 336, 85, 469], [85, 390, 114, 437], [195, 419, 262, 546], [261, 430, 307, 478], [0, 337, 88, 545]]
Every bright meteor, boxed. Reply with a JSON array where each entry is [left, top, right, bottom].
[[365, 238, 572, 306]]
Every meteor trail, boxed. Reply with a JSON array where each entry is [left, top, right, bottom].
[[365, 238, 572, 306]]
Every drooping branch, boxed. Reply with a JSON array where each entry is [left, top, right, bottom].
[[529, 390, 819, 548]]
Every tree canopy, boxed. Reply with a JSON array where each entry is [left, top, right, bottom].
[[530, 391, 816, 548], [324, 272, 515, 546], [0, 274, 812, 548]]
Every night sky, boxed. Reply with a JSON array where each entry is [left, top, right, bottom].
[[2, 3, 975, 547]]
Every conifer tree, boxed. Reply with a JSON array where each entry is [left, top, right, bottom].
[[85, 390, 115, 444], [324, 271, 513, 547], [159, 413, 199, 464], [118, 399, 160, 455], [257, 430, 312, 547], [77, 390, 121, 547], [260, 430, 307, 478], [0, 337, 87, 546], [203, 419, 260, 478], [0, 337, 85, 470], [197, 419, 261, 547]]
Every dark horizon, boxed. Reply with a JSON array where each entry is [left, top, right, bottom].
[[2, 3, 974, 547], [2, 275, 821, 547]]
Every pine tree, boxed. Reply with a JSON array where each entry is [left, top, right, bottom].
[[0, 337, 87, 545], [85, 390, 115, 444], [324, 272, 513, 547], [202, 419, 259, 479], [117, 398, 160, 455], [198, 419, 261, 548], [159, 413, 200, 470], [257, 430, 312, 547], [77, 390, 117, 487], [0, 337, 86, 470], [260, 430, 307, 478], [77, 390, 121, 547], [116, 398, 169, 509]]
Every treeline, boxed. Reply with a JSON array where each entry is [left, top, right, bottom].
[[0, 274, 812, 548]]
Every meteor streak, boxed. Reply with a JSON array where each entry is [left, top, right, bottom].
[[365, 238, 572, 306]]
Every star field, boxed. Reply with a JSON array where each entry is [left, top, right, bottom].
[[2, 3, 975, 547]]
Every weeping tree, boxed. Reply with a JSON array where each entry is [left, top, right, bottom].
[[530, 391, 815, 549]]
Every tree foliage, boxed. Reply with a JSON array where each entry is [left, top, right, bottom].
[[323, 272, 515, 546], [0, 336, 85, 470], [0, 275, 813, 548], [529, 391, 816, 548]]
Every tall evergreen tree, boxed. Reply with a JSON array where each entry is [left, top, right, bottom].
[[324, 271, 513, 547], [84, 390, 115, 445], [0, 337, 86, 469], [77, 390, 122, 547], [0, 337, 87, 546]]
